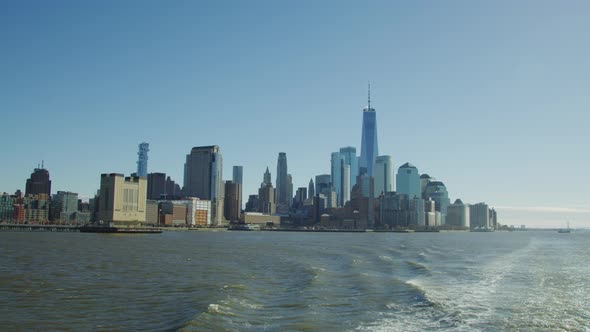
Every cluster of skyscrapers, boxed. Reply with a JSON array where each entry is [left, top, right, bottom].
[[0, 87, 497, 230]]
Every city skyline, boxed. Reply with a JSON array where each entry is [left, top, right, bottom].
[[1, 1, 589, 227]]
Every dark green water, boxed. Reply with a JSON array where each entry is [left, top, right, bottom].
[[1, 231, 588, 331]]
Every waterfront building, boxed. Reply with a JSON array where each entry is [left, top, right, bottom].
[[374, 155, 394, 196], [447, 199, 470, 228], [424, 198, 436, 227], [136, 142, 149, 177], [360, 85, 379, 177], [424, 181, 450, 225], [470, 202, 489, 229], [308, 178, 315, 199], [25, 165, 51, 197], [98, 173, 147, 225], [23, 194, 50, 224], [224, 181, 242, 222], [243, 212, 280, 226], [275, 152, 289, 206], [490, 208, 498, 229], [396, 163, 421, 199], [158, 201, 187, 226], [52, 191, 79, 223], [183, 146, 223, 224], [0, 193, 17, 222], [146, 200, 158, 225]]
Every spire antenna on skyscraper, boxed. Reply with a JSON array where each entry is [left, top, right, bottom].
[[368, 81, 371, 109]]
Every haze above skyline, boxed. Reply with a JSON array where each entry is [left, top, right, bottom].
[[1, 1, 589, 227]]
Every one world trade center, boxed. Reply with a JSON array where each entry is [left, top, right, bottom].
[[360, 84, 379, 177]]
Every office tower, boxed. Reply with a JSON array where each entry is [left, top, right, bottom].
[[360, 84, 379, 177], [275, 152, 289, 206], [245, 195, 259, 212], [99, 173, 147, 225], [420, 174, 433, 199], [331, 152, 344, 206], [232, 166, 244, 210], [424, 181, 450, 225], [295, 187, 307, 208], [232, 166, 243, 185], [424, 198, 436, 227], [342, 164, 351, 205], [315, 174, 332, 196], [397, 163, 421, 199], [165, 176, 181, 200], [183, 146, 223, 200], [490, 208, 497, 229], [263, 167, 272, 187], [25, 163, 51, 196], [308, 178, 315, 199], [52, 191, 79, 223], [447, 199, 470, 228], [287, 174, 293, 207], [470, 202, 490, 229], [147, 172, 166, 200], [258, 184, 276, 215], [339, 147, 359, 188], [224, 181, 242, 222], [409, 197, 426, 227], [136, 142, 149, 177], [374, 155, 394, 196]]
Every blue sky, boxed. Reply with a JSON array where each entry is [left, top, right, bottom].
[[1, 1, 589, 227]]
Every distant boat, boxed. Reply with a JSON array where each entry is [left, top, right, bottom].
[[558, 221, 571, 233]]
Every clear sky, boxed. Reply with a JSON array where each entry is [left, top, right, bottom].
[[1, 1, 589, 227]]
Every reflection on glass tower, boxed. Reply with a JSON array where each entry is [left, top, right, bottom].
[[360, 84, 378, 177]]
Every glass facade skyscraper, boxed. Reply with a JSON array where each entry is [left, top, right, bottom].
[[374, 155, 394, 196], [360, 87, 378, 177], [396, 162, 421, 199]]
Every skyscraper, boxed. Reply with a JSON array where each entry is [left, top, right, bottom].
[[374, 155, 394, 196], [232, 166, 243, 185], [396, 163, 421, 199], [183, 146, 223, 224], [275, 152, 288, 206], [424, 181, 450, 225], [262, 167, 272, 187], [183, 146, 223, 200], [286, 174, 293, 207], [147, 172, 166, 200], [224, 180, 242, 222], [360, 84, 379, 177], [25, 163, 51, 196], [308, 178, 315, 199], [136, 142, 149, 177], [331, 152, 345, 206], [339, 147, 359, 188], [447, 199, 470, 228], [315, 174, 331, 197]]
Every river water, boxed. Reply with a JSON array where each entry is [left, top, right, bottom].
[[1, 231, 588, 331]]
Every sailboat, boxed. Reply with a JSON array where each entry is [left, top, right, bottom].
[[558, 221, 571, 233]]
